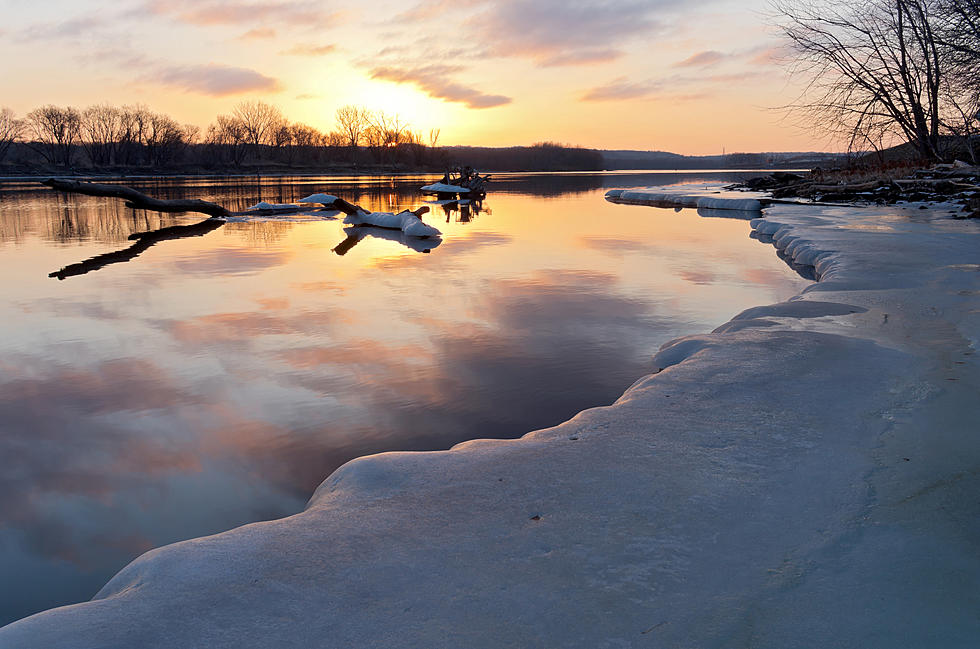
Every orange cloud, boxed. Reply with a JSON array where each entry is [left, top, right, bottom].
[[370, 65, 512, 109]]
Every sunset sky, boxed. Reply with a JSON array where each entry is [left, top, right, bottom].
[[0, 0, 827, 155]]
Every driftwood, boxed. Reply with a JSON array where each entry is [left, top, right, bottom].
[[434, 166, 490, 197], [40, 178, 365, 218], [893, 179, 980, 191], [42, 179, 233, 218], [42, 180, 441, 279], [811, 181, 883, 192]]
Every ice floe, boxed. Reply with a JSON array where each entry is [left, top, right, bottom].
[[606, 183, 768, 212], [297, 193, 340, 205], [245, 201, 302, 211], [420, 182, 472, 194]]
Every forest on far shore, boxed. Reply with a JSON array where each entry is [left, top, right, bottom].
[[0, 101, 605, 174], [0, 100, 845, 175]]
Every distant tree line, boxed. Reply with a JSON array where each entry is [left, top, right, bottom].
[[0, 101, 603, 173], [444, 142, 604, 171], [774, 0, 980, 162]]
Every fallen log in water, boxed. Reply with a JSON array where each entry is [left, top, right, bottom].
[[40, 179, 366, 219], [42, 179, 233, 218], [41, 180, 443, 279]]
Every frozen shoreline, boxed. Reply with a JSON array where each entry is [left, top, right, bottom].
[[2, 197, 979, 648]]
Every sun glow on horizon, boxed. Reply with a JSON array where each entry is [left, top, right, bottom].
[[0, 0, 833, 155]]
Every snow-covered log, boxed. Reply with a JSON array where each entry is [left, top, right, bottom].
[[40, 181, 443, 243], [344, 206, 441, 238]]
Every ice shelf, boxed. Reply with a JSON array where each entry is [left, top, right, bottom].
[[421, 182, 472, 194], [605, 185, 768, 211]]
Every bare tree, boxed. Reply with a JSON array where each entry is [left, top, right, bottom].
[[233, 100, 284, 156], [773, 0, 949, 160], [372, 111, 408, 148], [182, 123, 201, 146], [117, 104, 152, 166], [936, 0, 980, 159], [24, 105, 82, 168], [81, 104, 123, 167], [936, 0, 980, 64], [364, 110, 410, 163], [205, 114, 249, 166], [335, 105, 369, 149], [0, 108, 23, 163], [289, 123, 322, 148], [144, 112, 188, 166]]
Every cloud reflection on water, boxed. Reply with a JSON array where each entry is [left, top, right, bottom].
[[0, 173, 808, 625]]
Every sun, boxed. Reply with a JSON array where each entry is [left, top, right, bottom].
[[347, 77, 457, 138]]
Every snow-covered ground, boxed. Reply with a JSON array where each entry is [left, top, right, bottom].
[[2, 196, 979, 648]]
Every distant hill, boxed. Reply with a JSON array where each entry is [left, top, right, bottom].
[[600, 149, 848, 170], [442, 144, 604, 172], [857, 136, 979, 166], [443, 145, 849, 172]]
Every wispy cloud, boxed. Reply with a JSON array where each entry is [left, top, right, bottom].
[[67, 44, 283, 98], [538, 48, 622, 67], [16, 15, 114, 42], [581, 77, 664, 102], [468, 0, 671, 66], [582, 67, 767, 102], [395, 0, 686, 67], [240, 27, 277, 40], [150, 64, 281, 96], [281, 44, 337, 56], [369, 65, 511, 109], [143, 0, 338, 28], [746, 45, 790, 66], [674, 50, 726, 67]]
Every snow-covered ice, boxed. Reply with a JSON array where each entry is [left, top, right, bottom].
[[421, 182, 473, 194], [606, 184, 768, 212], [245, 201, 301, 211], [297, 193, 340, 205], [2, 196, 979, 648]]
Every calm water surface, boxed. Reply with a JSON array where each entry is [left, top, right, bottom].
[[0, 172, 808, 624]]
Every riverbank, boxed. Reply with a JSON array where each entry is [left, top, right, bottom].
[[739, 163, 980, 218], [1, 195, 978, 648]]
